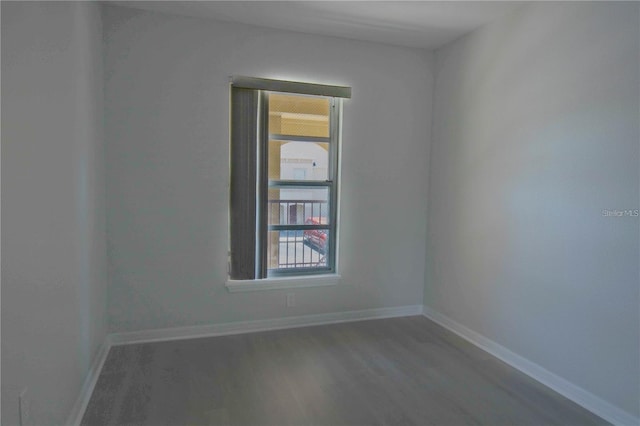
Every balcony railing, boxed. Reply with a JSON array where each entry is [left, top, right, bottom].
[[268, 199, 327, 225], [267, 199, 328, 270]]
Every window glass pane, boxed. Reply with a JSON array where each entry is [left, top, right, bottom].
[[267, 230, 329, 270], [268, 187, 329, 225], [268, 141, 329, 181], [269, 93, 330, 138]]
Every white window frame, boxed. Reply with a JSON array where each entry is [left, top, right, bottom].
[[226, 77, 349, 292]]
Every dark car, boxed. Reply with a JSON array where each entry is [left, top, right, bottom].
[[303, 217, 327, 253]]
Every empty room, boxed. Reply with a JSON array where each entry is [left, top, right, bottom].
[[2, 1, 638, 425]]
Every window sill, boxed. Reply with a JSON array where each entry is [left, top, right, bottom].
[[225, 274, 341, 293]]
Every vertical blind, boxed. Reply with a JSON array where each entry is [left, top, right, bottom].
[[229, 88, 260, 279]]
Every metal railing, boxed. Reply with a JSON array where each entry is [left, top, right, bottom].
[[268, 199, 327, 225], [267, 200, 328, 269]]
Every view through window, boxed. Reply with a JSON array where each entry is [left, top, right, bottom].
[[267, 93, 336, 274]]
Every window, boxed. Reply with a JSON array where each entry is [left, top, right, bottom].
[[228, 77, 350, 284]]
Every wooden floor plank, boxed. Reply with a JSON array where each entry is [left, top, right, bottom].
[[81, 316, 609, 426]]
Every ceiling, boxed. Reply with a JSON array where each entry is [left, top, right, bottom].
[[109, 1, 524, 50]]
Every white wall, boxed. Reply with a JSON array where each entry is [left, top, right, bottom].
[[426, 1, 639, 418], [103, 6, 433, 332], [1, 2, 106, 424]]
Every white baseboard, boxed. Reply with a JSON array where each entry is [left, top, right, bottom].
[[422, 306, 639, 426], [66, 341, 111, 426], [109, 304, 424, 346]]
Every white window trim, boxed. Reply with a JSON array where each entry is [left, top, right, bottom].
[[229, 76, 350, 281], [225, 274, 341, 293]]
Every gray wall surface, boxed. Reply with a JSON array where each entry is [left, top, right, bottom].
[[103, 6, 433, 332], [1, 2, 106, 424], [426, 1, 639, 417], [4, 2, 637, 423]]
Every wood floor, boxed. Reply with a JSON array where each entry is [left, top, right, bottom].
[[81, 316, 608, 426]]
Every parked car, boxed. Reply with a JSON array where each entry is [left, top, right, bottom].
[[303, 217, 328, 254]]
